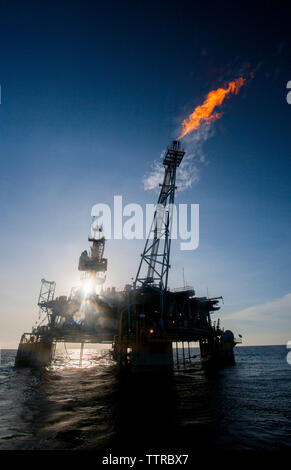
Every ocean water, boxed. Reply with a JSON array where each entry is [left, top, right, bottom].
[[0, 345, 290, 453]]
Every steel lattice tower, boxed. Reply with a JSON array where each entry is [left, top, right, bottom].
[[135, 140, 185, 292], [37, 279, 56, 326]]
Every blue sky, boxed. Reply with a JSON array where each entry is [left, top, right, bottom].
[[0, 1, 290, 347]]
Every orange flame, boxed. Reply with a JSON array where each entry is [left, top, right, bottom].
[[178, 77, 246, 139]]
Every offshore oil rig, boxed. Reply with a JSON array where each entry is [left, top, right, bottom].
[[15, 141, 241, 372]]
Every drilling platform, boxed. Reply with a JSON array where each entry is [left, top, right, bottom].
[[15, 141, 241, 371]]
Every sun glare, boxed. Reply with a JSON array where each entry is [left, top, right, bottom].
[[81, 279, 95, 296]]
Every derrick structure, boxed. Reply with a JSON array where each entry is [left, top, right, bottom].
[[36, 279, 56, 327], [135, 140, 185, 292], [78, 221, 107, 286]]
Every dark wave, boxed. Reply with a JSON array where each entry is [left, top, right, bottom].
[[0, 345, 290, 452]]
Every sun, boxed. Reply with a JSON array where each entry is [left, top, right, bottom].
[[81, 278, 95, 296]]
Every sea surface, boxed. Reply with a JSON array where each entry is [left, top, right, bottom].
[[0, 345, 290, 453]]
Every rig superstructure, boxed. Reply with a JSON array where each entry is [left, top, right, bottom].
[[15, 141, 241, 371]]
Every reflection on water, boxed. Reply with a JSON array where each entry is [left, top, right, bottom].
[[0, 346, 290, 452], [49, 346, 112, 370]]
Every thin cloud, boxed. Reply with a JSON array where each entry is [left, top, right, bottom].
[[224, 293, 291, 322]]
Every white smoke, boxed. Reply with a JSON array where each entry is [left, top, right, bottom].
[[143, 151, 165, 191], [143, 123, 214, 192]]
